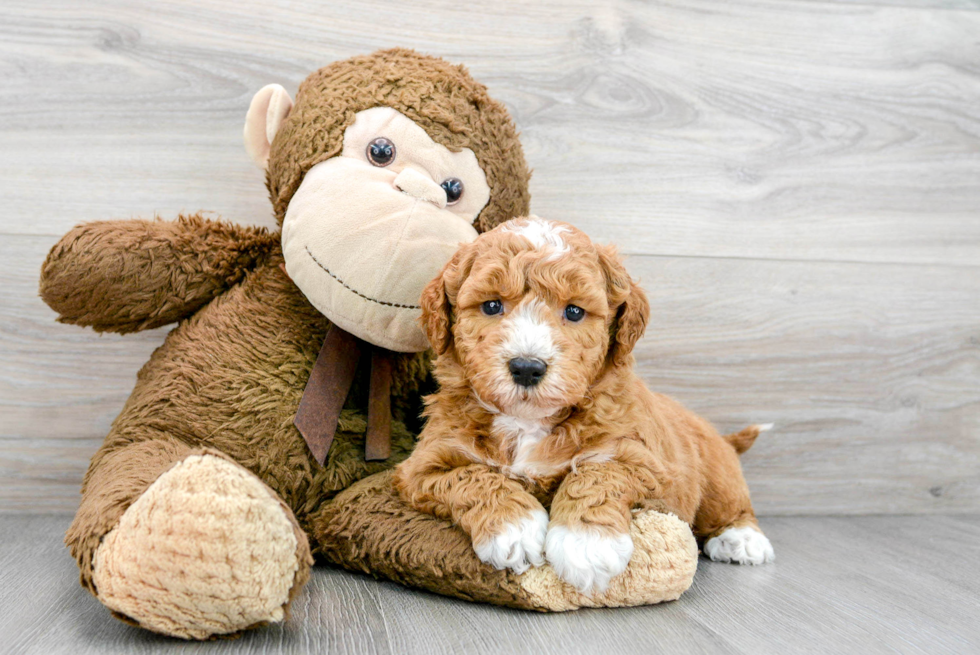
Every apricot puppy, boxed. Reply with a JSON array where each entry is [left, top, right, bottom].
[[395, 217, 774, 594]]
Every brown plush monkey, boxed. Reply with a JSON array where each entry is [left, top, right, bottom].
[[40, 49, 697, 641]]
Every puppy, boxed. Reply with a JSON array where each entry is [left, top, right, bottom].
[[395, 217, 774, 594]]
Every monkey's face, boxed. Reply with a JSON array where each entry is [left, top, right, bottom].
[[245, 50, 531, 352], [280, 107, 490, 351]]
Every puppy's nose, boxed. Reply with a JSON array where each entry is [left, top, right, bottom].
[[508, 358, 547, 388]]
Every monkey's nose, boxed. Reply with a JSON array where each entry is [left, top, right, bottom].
[[393, 167, 447, 208], [508, 358, 547, 388]]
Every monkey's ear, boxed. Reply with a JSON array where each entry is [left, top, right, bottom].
[[597, 245, 650, 367], [244, 84, 294, 169]]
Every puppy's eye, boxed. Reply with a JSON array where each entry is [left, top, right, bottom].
[[564, 305, 585, 322], [481, 300, 503, 316], [441, 178, 464, 205], [366, 137, 396, 167]]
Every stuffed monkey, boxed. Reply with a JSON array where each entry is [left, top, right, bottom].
[[40, 49, 697, 641]]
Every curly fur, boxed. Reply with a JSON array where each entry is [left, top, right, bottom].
[[396, 218, 771, 592], [38, 49, 531, 638], [267, 47, 530, 231]]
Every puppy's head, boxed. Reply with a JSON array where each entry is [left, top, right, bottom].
[[420, 217, 649, 418]]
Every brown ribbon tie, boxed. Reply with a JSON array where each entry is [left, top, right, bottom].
[[365, 348, 392, 461], [294, 324, 393, 465]]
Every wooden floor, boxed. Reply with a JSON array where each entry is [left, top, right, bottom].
[[1, 514, 978, 655]]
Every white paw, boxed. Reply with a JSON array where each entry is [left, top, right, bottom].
[[473, 509, 548, 574], [704, 526, 775, 565], [545, 526, 634, 595]]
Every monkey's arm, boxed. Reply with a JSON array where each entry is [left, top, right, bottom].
[[40, 214, 279, 333]]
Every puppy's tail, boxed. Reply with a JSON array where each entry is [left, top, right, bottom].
[[724, 423, 773, 455]]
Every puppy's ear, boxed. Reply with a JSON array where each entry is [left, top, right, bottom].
[[420, 268, 453, 356], [598, 245, 650, 367], [419, 245, 476, 356]]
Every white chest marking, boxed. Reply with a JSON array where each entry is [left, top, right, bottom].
[[492, 414, 553, 478]]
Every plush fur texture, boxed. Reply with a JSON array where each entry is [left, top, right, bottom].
[[40, 214, 279, 334], [40, 50, 701, 638], [314, 471, 698, 610], [396, 218, 772, 594], [267, 48, 530, 232], [41, 49, 531, 639]]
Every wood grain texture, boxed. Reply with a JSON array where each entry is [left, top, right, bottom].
[[3, 0, 980, 263], [1, 0, 978, 514], [1, 514, 978, 654], [5, 234, 977, 514]]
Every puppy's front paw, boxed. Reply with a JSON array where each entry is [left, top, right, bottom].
[[704, 526, 775, 565], [545, 525, 634, 595], [473, 509, 548, 574]]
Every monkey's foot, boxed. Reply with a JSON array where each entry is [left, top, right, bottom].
[[92, 454, 311, 640]]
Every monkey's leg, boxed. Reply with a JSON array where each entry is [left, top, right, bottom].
[[40, 214, 277, 333], [310, 470, 698, 611], [67, 436, 312, 640]]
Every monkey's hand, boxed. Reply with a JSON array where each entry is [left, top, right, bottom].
[[40, 214, 278, 333]]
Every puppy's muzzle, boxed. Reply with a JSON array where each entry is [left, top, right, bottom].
[[508, 357, 547, 388]]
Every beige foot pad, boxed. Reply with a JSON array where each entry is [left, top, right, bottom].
[[316, 471, 698, 610], [93, 454, 306, 639]]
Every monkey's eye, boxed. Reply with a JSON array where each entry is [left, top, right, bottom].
[[366, 137, 396, 167], [441, 178, 464, 205], [564, 305, 585, 322], [481, 300, 503, 316]]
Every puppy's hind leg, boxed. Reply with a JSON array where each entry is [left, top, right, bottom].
[[695, 427, 774, 565]]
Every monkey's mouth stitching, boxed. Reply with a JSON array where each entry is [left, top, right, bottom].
[[304, 246, 421, 310]]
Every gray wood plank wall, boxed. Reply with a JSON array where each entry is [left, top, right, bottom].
[[1, 0, 977, 514]]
